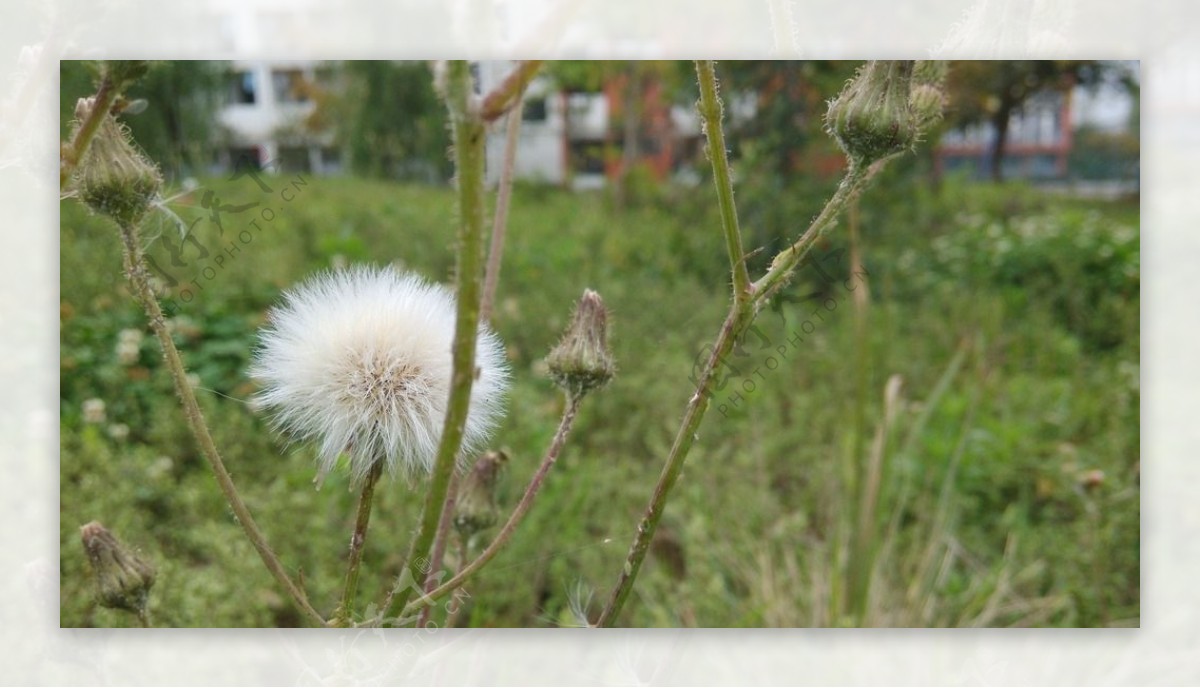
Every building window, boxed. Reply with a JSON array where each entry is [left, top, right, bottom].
[[522, 97, 547, 123], [278, 146, 311, 173], [229, 147, 262, 170], [320, 147, 343, 173], [272, 69, 309, 104], [229, 70, 256, 105], [569, 141, 606, 175]]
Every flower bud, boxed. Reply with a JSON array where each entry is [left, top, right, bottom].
[[72, 105, 162, 227], [80, 521, 156, 619], [826, 60, 917, 166], [546, 290, 615, 398], [103, 60, 151, 92], [912, 60, 948, 88], [909, 83, 947, 133], [454, 450, 508, 538]]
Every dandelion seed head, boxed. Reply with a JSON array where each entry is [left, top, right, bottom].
[[250, 265, 510, 486]]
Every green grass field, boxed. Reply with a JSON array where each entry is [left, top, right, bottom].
[[59, 171, 1139, 627]]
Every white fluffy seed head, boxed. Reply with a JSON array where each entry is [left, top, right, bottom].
[[249, 265, 510, 486]]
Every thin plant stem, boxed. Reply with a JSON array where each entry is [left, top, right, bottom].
[[421, 76, 529, 622], [845, 197, 871, 623], [116, 221, 325, 627], [418, 468, 461, 628], [597, 81, 871, 628], [60, 77, 116, 189], [752, 164, 868, 309], [444, 536, 472, 627], [400, 394, 582, 617], [480, 60, 544, 122], [595, 307, 751, 626], [335, 461, 383, 627], [480, 106, 524, 323], [382, 60, 488, 626], [695, 61, 751, 303]]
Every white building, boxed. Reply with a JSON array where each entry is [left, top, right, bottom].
[[215, 60, 341, 175]]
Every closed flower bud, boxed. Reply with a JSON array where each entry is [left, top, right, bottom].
[[826, 60, 917, 166], [909, 83, 947, 133], [72, 105, 162, 227], [546, 290, 615, 398], [912, 60, 948, 87], [80, 521, 156, 620], [102, 60, 152, 91], [454, 450, 508, 537]]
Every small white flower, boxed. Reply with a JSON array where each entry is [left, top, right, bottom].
[[116, 340, 140, 365], [250, 265, 510, 486], [107, 423, 129, 442], [82, 398, 106, 425]]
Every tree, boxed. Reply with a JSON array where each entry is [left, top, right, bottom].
[[544, 61, 689, 203], [944, 60, 1130, 182], [334, 61, 451, 182], [721, 61, 855, 179]]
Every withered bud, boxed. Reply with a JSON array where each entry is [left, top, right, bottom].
[[546, 289, 615, 398], [71, 104, 162, 227], [80, 521, 156, 619], [826, 60, 917, 166], [454, 450, 508, 537]]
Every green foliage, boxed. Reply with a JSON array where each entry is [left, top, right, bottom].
[[1069, 125, 1140, 181], [334, 62, 451, 181], [60, 174, 1138, 627], [893, 181, 1139, 351]]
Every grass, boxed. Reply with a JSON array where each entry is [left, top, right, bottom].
[[59, 170, 1139, 627]]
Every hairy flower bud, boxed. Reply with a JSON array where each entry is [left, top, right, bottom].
[[909, 60, 948, 134], [454, 450, 508, 537], [72, 104, 162, 227], [909, 83, 947, 133], [546, 290, 615, 398], [80, 521, 156, 619], [103, 60, 152, 91], [912, 60, 948, 88], [826, 60, 917, 166]]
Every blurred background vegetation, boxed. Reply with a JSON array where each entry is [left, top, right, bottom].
[[59, 60, 1139, 627]]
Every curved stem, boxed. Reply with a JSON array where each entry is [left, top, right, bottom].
[[752, 164, 868, 308], [480, 60, 544, 122], [595, 307, 751, 626], [400, 394, 582, 618], [336, 461, 383, 626], [480, 104, 524, 323], [116, 221, 325, 627], [382, 60, 488, 626], [597, 88, 870, 626], [695, 60, 751, 303]]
